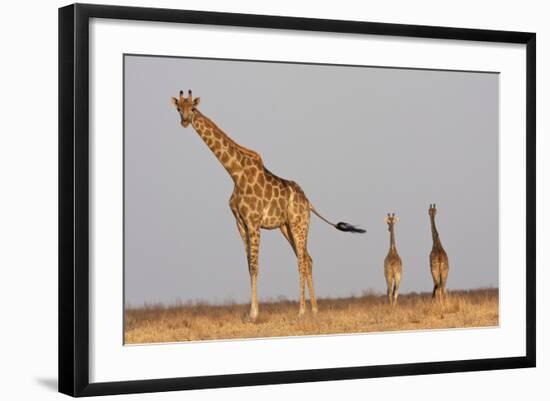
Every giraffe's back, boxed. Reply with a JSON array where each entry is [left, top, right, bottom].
[[384, 253, 403, 277], [430, 248, 449, 267], [258, 169, 309, 230]]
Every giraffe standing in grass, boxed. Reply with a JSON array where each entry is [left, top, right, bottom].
[[429, 204, 449, 301], [171, 90, 365, 320], [384, 213, 402, 305]]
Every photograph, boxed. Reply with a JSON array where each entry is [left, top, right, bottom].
[[123, 54, 499, 344], [55, 2, 536, 397]]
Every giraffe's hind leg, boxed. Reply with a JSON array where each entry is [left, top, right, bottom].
[[288, 216, 312, 316], [385, 270, 394, 305], [280, 224, 297, 255], [440, 266, 449, 302], [393, 272, 401, 305], [432, 284, 440, 301], [431, 266, 440, 300], [281, 224, 317, 315], [386, 277, 394, 305], [280, 224, 304, 315], [305, 252, 317, 313]]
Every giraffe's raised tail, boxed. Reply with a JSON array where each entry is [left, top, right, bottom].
[[335, 222, 366, 233], [309, 205, 366, 234]]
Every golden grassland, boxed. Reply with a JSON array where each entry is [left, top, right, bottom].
[[124, 288, 498, 344]]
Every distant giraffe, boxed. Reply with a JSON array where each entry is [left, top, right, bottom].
[[429, 204, 449, 301], [384, 213, 402, 305], [171, 90, 365, 320]]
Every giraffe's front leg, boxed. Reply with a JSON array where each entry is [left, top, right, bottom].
[[230, 201, 259, 321], [247, 227, 261, 321]]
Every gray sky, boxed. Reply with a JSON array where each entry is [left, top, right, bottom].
[[124, 55, 499, 307]]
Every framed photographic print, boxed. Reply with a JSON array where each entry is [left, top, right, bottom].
[[58, 3, 536, 397]]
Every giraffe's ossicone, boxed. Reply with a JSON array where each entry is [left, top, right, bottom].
[[171, 90, 365, 320]]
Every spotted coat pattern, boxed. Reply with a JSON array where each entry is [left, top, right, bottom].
[[429, 204, 449, 301], [172, 91, 320, 320], [384, 214, 402, 305]]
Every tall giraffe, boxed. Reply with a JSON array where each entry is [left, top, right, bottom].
[[429, 204, 449, 300], [171, 90, 365, 320], [384, 213, 402, 305]]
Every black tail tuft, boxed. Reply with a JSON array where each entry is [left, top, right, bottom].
[[335, 222, 366, 234]]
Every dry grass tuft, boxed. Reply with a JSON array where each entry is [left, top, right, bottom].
[[125, 288, 498, 344]]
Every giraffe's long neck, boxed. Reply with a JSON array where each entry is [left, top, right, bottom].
[[430, 216, 442, 248], [191, 110, 261, 182], [389, 225, 397, 252]]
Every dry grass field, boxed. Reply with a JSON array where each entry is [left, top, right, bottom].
[[125, 288, 498, 344]]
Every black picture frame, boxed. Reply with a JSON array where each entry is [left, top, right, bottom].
[[59, 3, 536, 397]]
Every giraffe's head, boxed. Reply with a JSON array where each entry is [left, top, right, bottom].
[[171, 90, 201, 128], [429, 203, 437, 218], [384, 213, 399, 231]]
